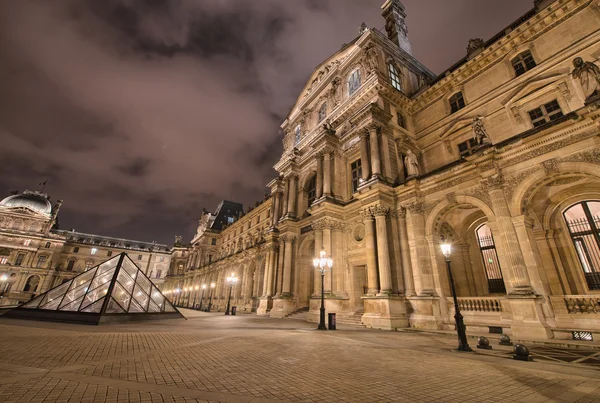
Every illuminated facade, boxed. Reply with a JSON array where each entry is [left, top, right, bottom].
[[171, 0, 600, 340]]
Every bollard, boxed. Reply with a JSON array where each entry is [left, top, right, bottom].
[[477, 336, 492, 350], [328, 313, 336, 330], [513, 344, 533, 361], [231, 306, 237, 316], [499, 334, 513, 346]]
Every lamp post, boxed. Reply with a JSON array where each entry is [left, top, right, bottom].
[[199, 284, 206, 311], [192, 285, 199, 309], [207, 282, 215, 312], [225, 273, 238, 315], [441, 243, 472, 352], [313, 247, 333, 330]]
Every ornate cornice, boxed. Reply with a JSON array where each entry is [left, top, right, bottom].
[[480, 175, 505, 192], [312, 218, 348, 231]]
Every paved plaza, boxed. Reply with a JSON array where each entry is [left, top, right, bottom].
[[0, 311, 599, 403]]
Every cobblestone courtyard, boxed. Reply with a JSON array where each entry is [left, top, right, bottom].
[[0, 310, 599, 403]]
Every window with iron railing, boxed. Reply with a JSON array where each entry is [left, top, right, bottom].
[[476, 224, 506, 294], [564, 201, 600, 290]]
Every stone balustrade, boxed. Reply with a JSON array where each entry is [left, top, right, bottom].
[[447, 297, 503, 313], [563, 295, 600, 314]]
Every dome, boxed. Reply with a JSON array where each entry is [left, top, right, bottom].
[[0, 191, 52, 215]]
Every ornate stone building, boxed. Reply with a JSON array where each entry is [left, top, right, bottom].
[[165, 0, 600, 340], [0, 191, 171, 306]]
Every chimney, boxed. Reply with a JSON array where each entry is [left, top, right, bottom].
[[381, 0, 412, 55]]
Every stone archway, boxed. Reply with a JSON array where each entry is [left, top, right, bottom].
[[295, 235, 315, 309], [23, 275, 41, 293]]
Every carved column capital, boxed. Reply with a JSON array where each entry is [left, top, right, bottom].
[[280, 234, 296, 244], [367, 122, 380, 133], [360, 208, 374, 220], [405, 201, 425, 215], [481, 175, 505, 192], [396, 207, 407, 219], [359, 129, 370, 139], [369, 204, 389, 217]]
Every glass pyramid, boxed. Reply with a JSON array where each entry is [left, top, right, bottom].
[[6, 253, 183, 324]]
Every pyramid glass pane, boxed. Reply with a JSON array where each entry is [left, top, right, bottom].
[[21, 294, 44, 309], [38, 281, 72, 309], [135, 274, 152, 295], [112, 281, 132, 309], [89, 268, 115, 290], [120, 257, 139, 281], [132, 284, 150, 310], [148, 300, 161, 313], [66, 269, 97, 293], [150, 286, 165, 307], [40, 297, 62, 311], [79, 282, 110, 310], [164, 301, 177, 312], [60, 296, 85, 312], [97, 257, 119, 275], [128, 298, 145, 313], [116, 270, 136, 294], [60, 281, 93, 309], [81, 297, 105, 313], [105, 297, 126, 313]]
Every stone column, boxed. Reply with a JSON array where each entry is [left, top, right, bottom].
[[287, 175, 298, 218], [275, 243, 284, 296], [315, 154, 323, 200], [368, 124, 381, 178], [281, 179, 289, 220], [362, 209, 379, 295], [483, 178, 534, 294], [406, 202, 436, 295], [323, 151, 332, 196], [323, 226, 333, 293], [373, 205, 393, 295], [397, 208, 416, 296], [313, 227, 322, 297], [281, 236, 295, 296], [266, 245, 278, 297], [359, 130, 371, 181], [271, 191, 281, 226], [262, 248, 272, 297]]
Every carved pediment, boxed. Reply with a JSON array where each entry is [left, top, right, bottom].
[[438, 117, 474, 141], [502, 73, 568, 108]]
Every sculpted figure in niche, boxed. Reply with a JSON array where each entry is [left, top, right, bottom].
[[404, 149, 419, 178], [322, 119, 335, 135], [329, 77, 341, 105], [363, 43, 379, 73], [359, 22, 368, 35], [472, 116, 490, 145], [572, 57, 600, 98]]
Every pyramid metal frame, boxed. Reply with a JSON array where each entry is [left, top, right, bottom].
[[3, 252, 184, 324]]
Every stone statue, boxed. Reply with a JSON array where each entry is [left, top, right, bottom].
[[282, 130, 294, 151], [363, 43, 379, 72], [359, 22, 368, 35], [330, 77, 341, 105], [472, 116, 490, 145], [404, 149, 419, 178], [572, 57, 600, 99], [322, 119, 335, 135], [466, 38, 485, 58]]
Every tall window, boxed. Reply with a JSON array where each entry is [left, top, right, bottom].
[[14, 253, 25, 266], [138, 254, 143, 261], [23, 239, 31, 246], [318, 102, 327, 122], [73, 247, 79, 253], [348, 69, 361, 96], [67, 259, 75, 271], [476, 224, 506, 294], [449, 92, 466, 113], [397, 113, 406, 129], [45, 242, 51, 249], [36, 255, 47, 268], [156, 270, 162, 278], [564, 201, 600, 290], [528, 100, 563, 128], [107, 250, 113, 257], [211, 238, 217, 245], [294, 124, 301, 145], [91, 248, 97, 255], [351, 159, 363, 193], [85, 261, 93, 270], [388, 63, 402, 91], [307, 175, 317, 206], [0, 257, 7, 264], [512, 51, 536, 77], [458, 138, 478, 158]]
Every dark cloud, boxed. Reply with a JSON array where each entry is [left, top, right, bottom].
[[0, 0, 532, 244]]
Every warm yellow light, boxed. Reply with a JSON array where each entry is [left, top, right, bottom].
[[202, 284, 207, 289], [441, 243, 452, 258]]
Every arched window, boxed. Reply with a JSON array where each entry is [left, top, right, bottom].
[[66, 259, 76, 271], [388, 63, 402, 91], [23, 275, 40, 292], [348, 69, 361, 96], [511, 51, 536, 77], [563, 201, 600, 290], [449, 92, 465, 113], [318, 102, 327, 122], [307, 175, 317, 206], [476, 224, 506, 294]]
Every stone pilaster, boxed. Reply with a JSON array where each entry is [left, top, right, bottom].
[[312, 227, 322, 297], [397, 208, 416, 296], [361, 209, 379, 295], [368, 123, 381, 178], [281, 235, 295, 296], [406, 202, 436, 296], [323, 150, 332, 197], [372, 204, 393, 295], [315, 153, 323, 200], [286, 174, 298, 218], [281, 178, 289, 220], [359, 130, 371, 181]]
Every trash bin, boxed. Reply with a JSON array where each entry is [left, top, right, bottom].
[[231, 306, 237, 316], [328, 313, 336, 330]]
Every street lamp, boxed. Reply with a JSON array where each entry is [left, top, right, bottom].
[[441, 243, 472, 352], [192, 285, 199, 309], [199, 284, 207, 311], [207, 282, 216, 312], [225, 273, 238, 315], [313, 247, 333, 330]]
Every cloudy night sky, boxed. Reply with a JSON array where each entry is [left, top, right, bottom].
[[0, 0, 531, 245]]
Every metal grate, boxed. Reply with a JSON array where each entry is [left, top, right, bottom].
[[489, 326, 503, 334], [572, 331, 593, 341]]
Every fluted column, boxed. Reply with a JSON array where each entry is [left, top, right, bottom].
[[313, 227, 322, 297], [323, 151, 332, 196], [323, 226, 332, 293], [362, 209, 379, 295], [266, 245, 278, 297], [368, 124, 381, 178], [262, 248, 272, 297], [281, 179, 289, 220], [406, 202, 436, 295], [483, 177, 534, 295], [271, 191, 281, 226], [281, 236, 295, 296], [315, 154, 323, 200], [287, 174, 298, 217], [397, 208, 415, 296], [372, 205, 393, 295], [359, 130, 371, 181]]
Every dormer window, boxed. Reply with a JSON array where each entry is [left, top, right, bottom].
[[294, 124, 301, 145], [318, 102, 327, 122], [449, 92, 465, 113], [388, 63, 402, 92], [348, 69, 361, 96], [512, 51, 536, 77]]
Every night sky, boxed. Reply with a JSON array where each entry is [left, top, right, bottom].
[[0, 0, 531, 245]]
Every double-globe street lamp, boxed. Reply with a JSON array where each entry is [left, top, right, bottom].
[[313, 247, 333, 331], [225, 273, 238, 315], [440, 243, 472, 352], [198, 284, 207, 311], [207, 282, 216, 312]]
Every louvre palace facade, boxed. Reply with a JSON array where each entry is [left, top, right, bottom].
[[166, 0, 599, 340], [0, 191, 171, 307]]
